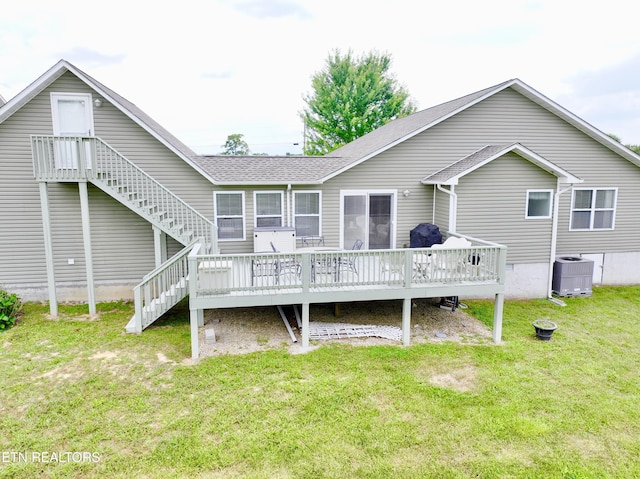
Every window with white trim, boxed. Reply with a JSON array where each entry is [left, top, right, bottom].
[[526, 190, 553, 219], [255, 191, 284, 227], [570, 188, 617, 230], [294, 191, 321, 236], [214, 192, 245, 240]]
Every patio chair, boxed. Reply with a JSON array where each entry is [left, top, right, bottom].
[[312, 253, 337, 284], [430, 237, 472, 278], [269, 242, 300, 285], [300, 235, 325, 248], [251, 258, 279, 286], [380, 253, 405, 281], [338, 239, 363, 276]]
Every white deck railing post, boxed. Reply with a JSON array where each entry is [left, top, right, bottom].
[[133, 286, 143, 333], [188, 243, 202, 360]]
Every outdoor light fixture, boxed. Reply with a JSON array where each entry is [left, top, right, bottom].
[[93, 98, 103, 108], [403, 189, 411, 197]]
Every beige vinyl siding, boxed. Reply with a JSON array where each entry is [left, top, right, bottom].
[[53, 73, 215, 217], [0, 86, 53, 285], [455, 153, 557, 263], [321, 140, 440, 248], [433, 88, 640, 255], [0, 72, 216, 290], [324, 87, 640, 260], [433, 188, 450, 233]]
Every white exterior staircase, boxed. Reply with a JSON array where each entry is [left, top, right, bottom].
[[31, 135, 218, 332]]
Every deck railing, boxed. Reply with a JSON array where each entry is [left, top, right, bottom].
[[31, 135, 217, 249], [189, 238, 506, 299]]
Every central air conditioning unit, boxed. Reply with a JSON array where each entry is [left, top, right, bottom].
[[552, 256, 594, 297]]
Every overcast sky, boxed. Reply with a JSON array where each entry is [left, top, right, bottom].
[[2, 0, 640, 155]]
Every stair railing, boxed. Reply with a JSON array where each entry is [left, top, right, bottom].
[[31, 135, 218, 251], [130, 240, 199, 332]]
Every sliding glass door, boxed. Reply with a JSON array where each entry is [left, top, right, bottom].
[[341, 191, 395, 249]]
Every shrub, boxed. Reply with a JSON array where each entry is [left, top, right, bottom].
[[0, 289, 22, 331]]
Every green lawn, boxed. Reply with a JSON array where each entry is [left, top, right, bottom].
[[1, 286, 639, 478]]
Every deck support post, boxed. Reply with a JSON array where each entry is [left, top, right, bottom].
[[78, 181, 96, 316], [38, 182, 58, 317], [153, 225, 167, 268], [190, 306, 201, 360], [402, 297, 412, 346], [301, 302, 310, 350], [493, 292, 504, 343]]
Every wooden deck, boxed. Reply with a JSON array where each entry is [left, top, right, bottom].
[[188, 237, 507, 359]]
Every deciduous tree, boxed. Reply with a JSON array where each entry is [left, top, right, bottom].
[[301, 50, 416, 155], [220, 134, 250, 155]]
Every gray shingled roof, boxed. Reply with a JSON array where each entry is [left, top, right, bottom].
[[6, 61, 636, 186], [422, 145, 513, 184], [422, 143, 583, 185], [191, 80, 517, 185], [326, 80, 514, 163], [70, 64, 198, 159], [0, 60, 198, 162], [191, 155, 355, 184]]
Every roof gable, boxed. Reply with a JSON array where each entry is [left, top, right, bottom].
[[421, 143, 583, 185], [322, 78, 640, 179], [321, 80, 514, 180], [0, 60, 212, 181]]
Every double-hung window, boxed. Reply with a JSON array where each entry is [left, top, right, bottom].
[[214, 192, 245, 240], [255, 191, 284, 228], [526, 190, 553, 219], [570, 188, 617, 230], [294, 191, 321, 237]]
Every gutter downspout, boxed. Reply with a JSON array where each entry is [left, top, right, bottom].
[[286, 184, 292, 227], [547, 181, 574, 303], [436, 184, 457, 233], [431, 187, 437, 224]]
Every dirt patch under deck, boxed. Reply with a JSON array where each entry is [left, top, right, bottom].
[[198, 298, 492, 357]]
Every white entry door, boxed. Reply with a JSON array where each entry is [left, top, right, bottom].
[[51, 93, 95, 169]]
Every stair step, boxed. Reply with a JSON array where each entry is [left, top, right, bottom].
[[125, 315, 138, 333], [126, 276, 189, 333]]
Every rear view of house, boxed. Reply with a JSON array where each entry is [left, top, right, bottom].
[[2, 60, 639, 358]]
